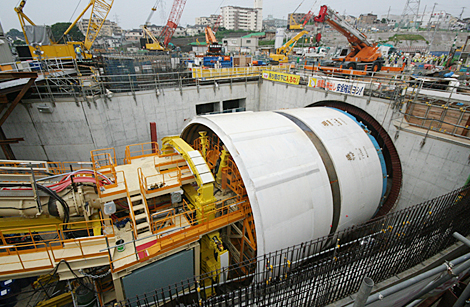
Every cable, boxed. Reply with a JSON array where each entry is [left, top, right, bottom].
[[68, 0, 83, 23]]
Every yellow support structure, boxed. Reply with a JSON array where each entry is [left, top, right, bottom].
[[161, 136, 216, 212]]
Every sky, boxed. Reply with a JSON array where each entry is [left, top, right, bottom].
[[1, 0, 468, 33]]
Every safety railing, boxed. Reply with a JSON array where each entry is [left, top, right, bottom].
[[153, 152, 186, 170], [0, 218, 115, 276], [0, 242, 54, 275], [0, 160, 94, 178], [138, 166, 182, 196], [124, 142, 160, 164], [91, 148, 117, 171], [108, 196, 250, 273], [401, 99, 470, 140], [221, 158, 246, 197]]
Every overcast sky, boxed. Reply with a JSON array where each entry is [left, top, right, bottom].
[[1, 0, 468, 32]]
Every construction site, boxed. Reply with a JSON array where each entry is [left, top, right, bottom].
[[0, 0, 470, 306]]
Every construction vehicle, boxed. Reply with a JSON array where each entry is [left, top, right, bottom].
[[14, 0, 113, 60], [204, 26, 222, 55], [269, 30, 309, 64], [140, 1, 166, 51], [313, 5, 384, 72], [287, 0, 305, 30]]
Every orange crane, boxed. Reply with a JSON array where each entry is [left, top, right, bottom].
[[313, 5, 384, 71], [204, 26, 222, 55]]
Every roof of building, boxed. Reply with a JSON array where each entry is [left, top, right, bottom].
[[242, 32, 265, 38]]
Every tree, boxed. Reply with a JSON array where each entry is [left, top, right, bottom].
[[7, 28, 24, 40], [50, 22, 84, 43], [381, 18, 388, 24]]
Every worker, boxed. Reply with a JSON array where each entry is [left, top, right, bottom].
[[75, 45, 83, 61]]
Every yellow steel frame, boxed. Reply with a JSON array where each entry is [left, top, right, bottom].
[[161, 136, 216, 208]]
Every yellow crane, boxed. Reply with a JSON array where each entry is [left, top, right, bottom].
[[269, 30, 309, 64], [141, 1, 167, 51], [15, 0, 114, 60]]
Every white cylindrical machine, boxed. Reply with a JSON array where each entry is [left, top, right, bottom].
[[182, 107, 389, 257]]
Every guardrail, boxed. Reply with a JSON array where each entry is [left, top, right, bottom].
[[0, 218, 115, 276], [107, 196, 250, 273]]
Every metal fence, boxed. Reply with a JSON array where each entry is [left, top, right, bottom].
[[114, 184, 470, 307]]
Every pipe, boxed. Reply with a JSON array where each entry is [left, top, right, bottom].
[[452, 232, 470, 307], [353, 277, 374, 307], [454, 232, 470, 249], [453, 282, 470, 307], [364, 252, 470, 305]]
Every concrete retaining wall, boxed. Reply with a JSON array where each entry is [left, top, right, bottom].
[[3, 79, 469, 210]]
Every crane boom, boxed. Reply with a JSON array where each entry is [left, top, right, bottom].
[[81, 0, 114, 50], [269, 30, 309, 64], [159, 0, 187, 48], [314, 5, 381, 64], [314, 5, 371, 51]]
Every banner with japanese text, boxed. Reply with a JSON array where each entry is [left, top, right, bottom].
[[308, 76, 366, 96], [262, 71, 300, 85]]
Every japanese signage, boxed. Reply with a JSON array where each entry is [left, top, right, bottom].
[[262, 71, 300, 85], [308, 76, 366, 96]]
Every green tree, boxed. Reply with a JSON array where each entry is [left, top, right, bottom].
[[7, 28, 25, 40], [50, 22, 84, 43]]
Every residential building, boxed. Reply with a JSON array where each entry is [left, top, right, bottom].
[[195, 15, 220, 26], [77, 19, 123, 37], [263, 15, 287, 30], [221, 0, 263, 31], [186, 25, 205, 36], [358, 13, 378, 24], [124, 29, 143, 42]]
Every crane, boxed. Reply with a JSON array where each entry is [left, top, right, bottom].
[[15, 0, 114, 60], [299, 1, 317, 28], [204, 26, 222, 55], [141, 1, 166, 51], [269, 30, 309, 64], [313, 5, 384, 71], [287, 0, 305, 30], [159, 0, 187, 49]]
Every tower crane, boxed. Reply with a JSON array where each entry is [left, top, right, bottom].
[[14, 0, 114, 60], [159, 0, 187, 49]]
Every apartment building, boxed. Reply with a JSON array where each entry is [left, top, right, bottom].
[[221, 0, 263, 31]]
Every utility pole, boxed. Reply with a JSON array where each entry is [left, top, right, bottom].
[[427, 3, 437, 30], [387, 6, 391, 21]]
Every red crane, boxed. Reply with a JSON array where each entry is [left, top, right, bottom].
[[159, 0, 187, 48], [213, 14, 222, 32]]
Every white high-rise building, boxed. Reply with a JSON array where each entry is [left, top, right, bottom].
[[221, 0, 263, 31]]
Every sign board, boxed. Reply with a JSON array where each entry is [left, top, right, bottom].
[[308, 76, 366, 96], [262, 71, 300, 85]]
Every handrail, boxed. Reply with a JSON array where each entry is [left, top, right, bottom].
[[91, 148, 117, 170], [108, 197, 251, 273], [124, 142, 160, 164]]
